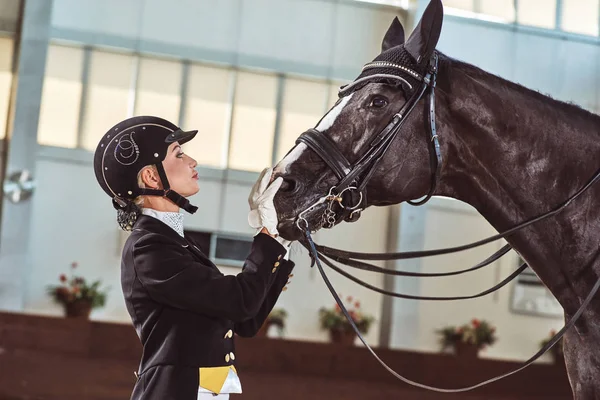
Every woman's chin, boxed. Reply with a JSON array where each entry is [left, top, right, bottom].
[[178, 185, 200, 198]]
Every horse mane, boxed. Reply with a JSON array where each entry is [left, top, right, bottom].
[[437, 52, 600, 126]]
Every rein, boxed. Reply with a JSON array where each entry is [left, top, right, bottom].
[[303, 229, 600, 393]]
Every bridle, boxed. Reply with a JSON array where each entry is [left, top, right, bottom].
[[295, 53, 441, 231], [290, 51, 600, 392]]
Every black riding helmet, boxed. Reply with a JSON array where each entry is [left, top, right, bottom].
[[93, 116, 199, 230]]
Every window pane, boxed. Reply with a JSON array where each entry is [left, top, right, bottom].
[[561, 0, 599, 36], [80, 50, 135, 151], [0, 38, 14, 140], [327, 83, 343, 109], [480, 0, 515, 21], [135, 57, 182, 123], [444, 0, 474, 12], [276, 78, 328, 161], [228, 71, 278, 172], [517, 0, 557, 29], [183, 64, 233, 168], [38, 45, 83, 148]]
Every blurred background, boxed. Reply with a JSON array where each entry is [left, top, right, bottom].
[[0, 0, 598, 398]]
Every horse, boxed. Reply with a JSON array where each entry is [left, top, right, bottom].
[[272, 0, 600, 397]]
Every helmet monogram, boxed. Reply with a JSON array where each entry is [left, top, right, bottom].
[[114, 132, 140, 166]]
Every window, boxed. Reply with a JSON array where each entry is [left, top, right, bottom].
[[561, 0, 599, 36], [228, 71, 278, 172], [517, 0, 557, 29], [80, 50, 135, 151], [135, 57, 182, 123], [443, 0, 474, 12], [479, 0, 515, 21], [0, 37, 13, 140], [38, 45, 84, 148], [182, 64, 233, 168], [327, 82, 343, 109], [276, 77, 328, 162]]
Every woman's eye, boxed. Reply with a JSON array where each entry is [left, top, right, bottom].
[[370, 97, 388, 108], [176, 152, 184, 158]]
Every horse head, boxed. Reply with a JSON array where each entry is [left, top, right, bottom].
[[274, 0, 445, 240]]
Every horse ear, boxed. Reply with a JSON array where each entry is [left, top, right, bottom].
[[404, 0, 444, 63], [381, 17, 405, 52]]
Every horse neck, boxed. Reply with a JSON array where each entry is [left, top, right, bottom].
[[435, 58, 600, 310]]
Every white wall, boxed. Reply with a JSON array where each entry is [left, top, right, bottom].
[[437, 16, 600, 113], [50, 0, 407, 81]]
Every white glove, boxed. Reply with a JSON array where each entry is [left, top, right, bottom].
[[248, 168, 283, 236]]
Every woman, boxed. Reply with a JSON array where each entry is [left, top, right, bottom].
[[93, 115, 294, 400]]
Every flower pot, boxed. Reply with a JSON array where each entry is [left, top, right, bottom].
[[329, 329, 357, 345], [454, 341, 480, 359], [64, 300, 92, 319]]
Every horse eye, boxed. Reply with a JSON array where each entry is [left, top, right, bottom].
[[369, 96, 388, 109]]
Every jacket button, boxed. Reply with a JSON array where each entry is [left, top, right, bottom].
[[230, 352, 235, 361], [225, 354, 230, 363], [274, 261, 280, 267], [272, 267, 277, 273], [277, 254, 282, 260], [224, 329, 233, 339], [282, 286, 288, 292]]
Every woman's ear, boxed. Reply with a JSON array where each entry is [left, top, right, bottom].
[[140, 166, 160, 189]]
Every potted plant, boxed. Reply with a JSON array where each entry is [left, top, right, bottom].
[[319, 296, 374, 345], [540, 330, 564, 364], [437, 319, 497, 358], [46, 262, 109, 319], [256, 308, 288, 337]]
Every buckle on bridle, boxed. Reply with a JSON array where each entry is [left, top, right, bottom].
[[336, 186, 363, 211]]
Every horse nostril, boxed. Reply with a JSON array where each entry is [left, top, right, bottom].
[[279, 177, 297, 193]]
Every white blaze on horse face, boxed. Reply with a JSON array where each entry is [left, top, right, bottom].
[[276, 93, 354, 175], [315, 93, 353, 132], [275, 143, 307, 174]]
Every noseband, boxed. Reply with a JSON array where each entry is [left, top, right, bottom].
[[295, 53, 441, 231]]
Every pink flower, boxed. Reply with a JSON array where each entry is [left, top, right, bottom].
[[59, 274, 67, 283], [354, 301, 361, 308], [349, 310, 357, 321], [71, 262, 78, 269], [471, 319, 481, 328]]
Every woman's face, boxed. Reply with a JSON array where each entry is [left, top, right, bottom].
[[162, 141, 199, 197]]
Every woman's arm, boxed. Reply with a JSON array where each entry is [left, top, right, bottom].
[[132, 232, 286, 322], [234, 259, 294, 337]]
